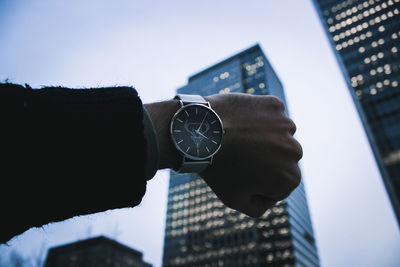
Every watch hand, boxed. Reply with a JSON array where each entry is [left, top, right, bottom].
[[195, 129, 209, 139], [197, 112, 208, 132]]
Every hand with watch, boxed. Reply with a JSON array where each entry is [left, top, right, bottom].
[[145, 93, 303, 218]]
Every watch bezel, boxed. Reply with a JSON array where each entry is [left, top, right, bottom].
[[170, 103, 224, 161]]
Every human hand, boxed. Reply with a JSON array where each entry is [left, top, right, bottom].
[[200, 93, 303, 217], [145, 93, 302, 218]]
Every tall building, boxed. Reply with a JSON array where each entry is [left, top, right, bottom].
[[162, 45, 319, 267], [313, 0, 400, 226], [44, 236, 152, 267]]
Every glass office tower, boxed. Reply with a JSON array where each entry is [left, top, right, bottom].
[[162, 45, 319, 267], [313, 0, 400, 226]]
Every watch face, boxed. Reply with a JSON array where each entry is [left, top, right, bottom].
[[171, 104, 224, 160]]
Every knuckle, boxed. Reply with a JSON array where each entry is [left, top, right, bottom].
[[277, 165, 302, 199], [289, 165, 302, 189], [286, 137, 303, 161], [269, 96, 285, 112], [287, 118, 297, 135], [293, 139, 303, 160]]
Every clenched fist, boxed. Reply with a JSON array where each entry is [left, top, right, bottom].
[[146, 93, 303, 218]]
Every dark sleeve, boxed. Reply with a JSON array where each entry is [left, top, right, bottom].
[[0, 83, 147, 244]]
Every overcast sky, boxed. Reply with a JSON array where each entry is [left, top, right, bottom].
[[1, 0, 399, 266]]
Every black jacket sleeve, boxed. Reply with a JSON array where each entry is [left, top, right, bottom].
[[0, 83, 147, 243]]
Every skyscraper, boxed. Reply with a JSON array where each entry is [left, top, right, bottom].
[[313, 0, 400, 226], [162, 45, 319, 267]]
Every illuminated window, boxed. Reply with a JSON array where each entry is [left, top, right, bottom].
[[369, 7, 376, 15], [219, 87, 230, 94], [246, 88, 255, 94], [219, 72, 229, 79], [278, 227, 290, 235]]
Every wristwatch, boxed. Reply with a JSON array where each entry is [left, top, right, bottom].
[[170, 94, 225, 173]]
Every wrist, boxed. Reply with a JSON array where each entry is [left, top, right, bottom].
[[144, 99, 181, 170]]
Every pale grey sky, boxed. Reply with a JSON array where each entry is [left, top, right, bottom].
[[1, 0, 399, 266]]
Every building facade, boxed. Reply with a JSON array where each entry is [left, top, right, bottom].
[[162, 45, 319, 267], [44, 236, 152, 267], [313, 0, 400, 226]]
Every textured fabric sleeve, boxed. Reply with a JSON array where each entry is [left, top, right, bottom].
[[0, 83, 148, 244]]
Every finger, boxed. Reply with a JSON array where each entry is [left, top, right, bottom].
[[288, 137, 303, 161], [256, 163, 301, 200], [268, 96, 286, 114], [244, 194, 277, 218], [287, 117, 297, 135]]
